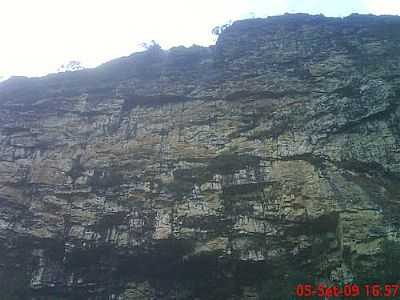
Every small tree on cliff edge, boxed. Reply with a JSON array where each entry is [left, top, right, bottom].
[[211, 21, 232, 37], [58, 60, 85, 72], [140, 40, 162, 52]]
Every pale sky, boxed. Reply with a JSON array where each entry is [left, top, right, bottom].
[[0, 0, 400, 79]]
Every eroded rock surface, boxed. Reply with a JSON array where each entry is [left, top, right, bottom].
[[0, 14, 400, 299]]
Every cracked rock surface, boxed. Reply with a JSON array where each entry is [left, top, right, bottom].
[[0, 14, 400, 299]]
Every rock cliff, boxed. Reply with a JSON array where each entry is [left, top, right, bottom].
[[0, 13, 400, 299]]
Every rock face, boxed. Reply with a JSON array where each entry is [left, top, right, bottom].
[[1, 14, 400, 299]]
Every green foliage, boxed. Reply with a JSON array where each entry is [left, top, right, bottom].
[[379, 239, 400, 282], [0, 268, 31, 300], [0, 241, 34, 300], [140, 40, 164, 62], [58, 60, 85, 72], [354, 239, 400, 286], [135, 40, 165, 79], [140, 40, 162, 52], [258, 267, 313, 299], [211, 21, 232, 36]]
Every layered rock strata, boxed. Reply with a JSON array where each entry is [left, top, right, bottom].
[[0, 14, 400, 299]]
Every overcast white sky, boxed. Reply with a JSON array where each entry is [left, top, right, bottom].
[[1, 0, 400, 79]]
